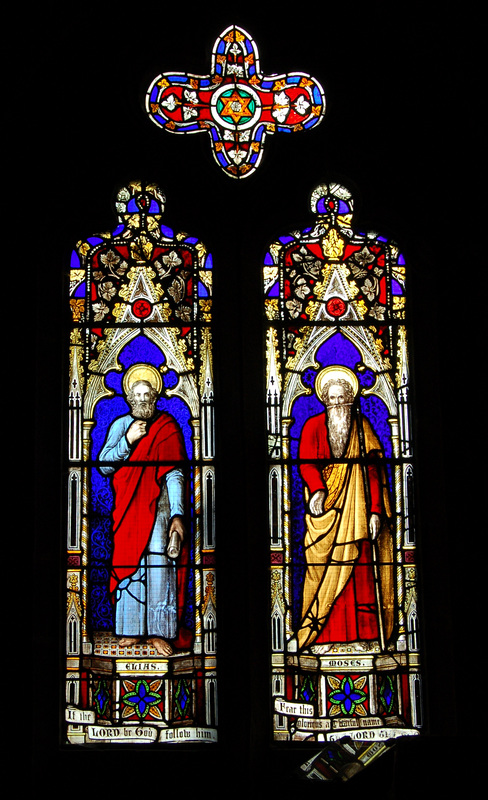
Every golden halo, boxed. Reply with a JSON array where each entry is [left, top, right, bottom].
[[122, 363, 163, 396], [315, 365, 359, 403]]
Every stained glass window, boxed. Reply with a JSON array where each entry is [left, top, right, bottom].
[[65, 181, 217, 744], [264, 182, 421, 746], [145, 24, 325, 178], [30, 10, 467, 789]]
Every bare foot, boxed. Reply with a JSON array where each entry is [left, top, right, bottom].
[[118, 637, 141, 647], [147, 637, 173, 656]]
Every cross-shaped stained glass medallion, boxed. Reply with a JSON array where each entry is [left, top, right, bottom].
[[146, 25, 326, 178]]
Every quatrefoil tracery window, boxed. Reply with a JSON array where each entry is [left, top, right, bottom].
[[146, 25, 326, 179]]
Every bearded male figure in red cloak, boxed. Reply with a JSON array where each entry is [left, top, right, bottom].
[[99, 364, 189, 656], [297, 366, 394, 652]]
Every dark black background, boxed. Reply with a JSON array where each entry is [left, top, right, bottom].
[[28, 4, 479, 795]]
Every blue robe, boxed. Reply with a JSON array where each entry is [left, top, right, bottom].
[[99, 414, 185, 638]]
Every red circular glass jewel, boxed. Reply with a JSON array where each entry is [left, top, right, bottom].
[[326, 297, 347, 317], [132, 299, 152, 318]]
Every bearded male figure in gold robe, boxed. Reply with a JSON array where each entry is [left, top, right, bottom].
[[297, 366, 394, 651]]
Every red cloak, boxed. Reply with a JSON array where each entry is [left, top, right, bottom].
[[110, 413, 187, 595], [299, 412, 382, 513]]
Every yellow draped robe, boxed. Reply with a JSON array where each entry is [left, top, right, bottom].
[[297, 418, 394, 650]]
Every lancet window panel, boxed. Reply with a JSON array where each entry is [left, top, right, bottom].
[[65, 181, 217, 745], [264, 182, 420, 744]]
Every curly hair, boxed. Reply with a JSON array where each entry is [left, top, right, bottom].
[[321, 378, 355, 405], [126, 380, 159, 406]]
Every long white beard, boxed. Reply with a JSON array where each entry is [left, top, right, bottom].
[[327, 404, 352, 458], [130, 400, 156, 420]]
